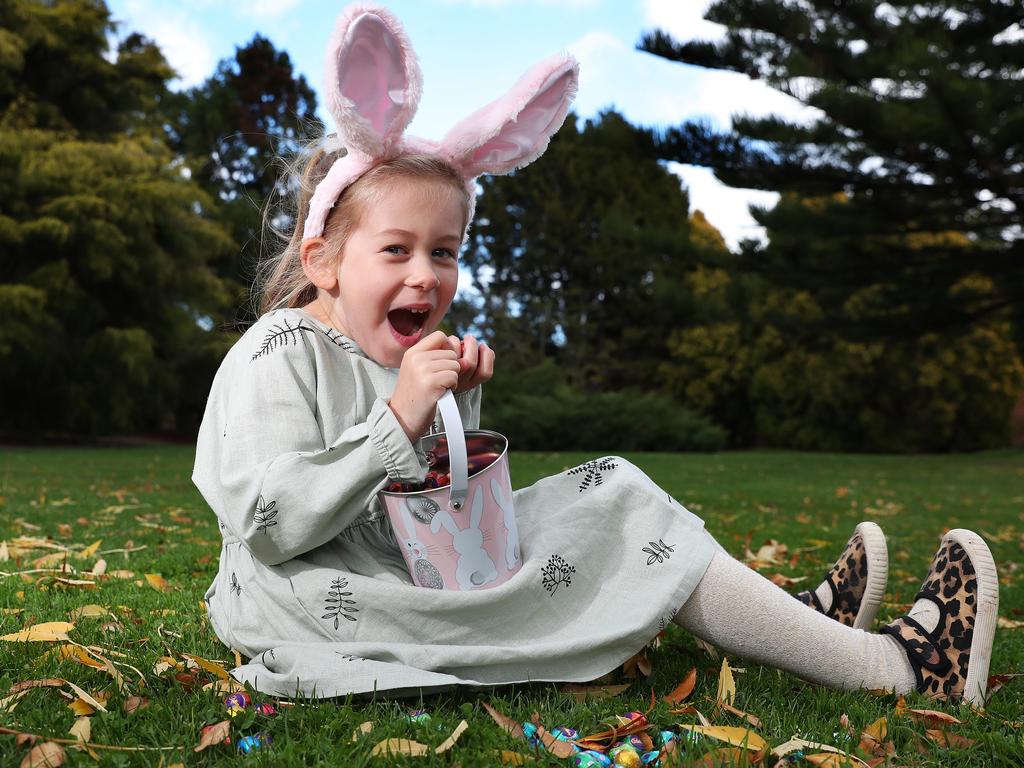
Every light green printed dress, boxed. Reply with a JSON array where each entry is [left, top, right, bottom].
[[193, 307, 717, 698]]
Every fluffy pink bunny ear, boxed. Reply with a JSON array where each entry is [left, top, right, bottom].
[[324, 4, 422, 158], [441, 53, 578, 178]]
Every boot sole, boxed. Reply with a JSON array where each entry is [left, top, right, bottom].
[[945, 529, 999, 707], [853, 521, 888, 631]]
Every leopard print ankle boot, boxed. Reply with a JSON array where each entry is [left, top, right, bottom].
[[880, 529, 999, 706], [795, 521, 888, 630]]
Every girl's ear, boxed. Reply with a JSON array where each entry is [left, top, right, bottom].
[[324, 5, 422, 159], [441, 53, 578, 178], [300, 238, 337, 291]]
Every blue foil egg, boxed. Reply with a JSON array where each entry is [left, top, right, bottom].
[[236, 732, 271, 754], [641, 750, 660, 765], [552, 726, 579, 741], [574, 750, 613, 768]]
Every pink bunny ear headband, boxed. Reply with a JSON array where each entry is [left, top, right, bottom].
[[302, 3, 579, 240]]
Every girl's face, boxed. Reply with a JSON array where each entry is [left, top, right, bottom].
[[313, 179, 465, 368]]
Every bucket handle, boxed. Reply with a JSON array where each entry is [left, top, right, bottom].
[[436, 389, 468, 510]]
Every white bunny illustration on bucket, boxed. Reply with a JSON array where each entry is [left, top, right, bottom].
[[491, 472, 520, 570], [398, 499, 444, 589], [430, 486, 499, 590]]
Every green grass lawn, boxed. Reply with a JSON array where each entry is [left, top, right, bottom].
[[1, 446, 1022, 766]]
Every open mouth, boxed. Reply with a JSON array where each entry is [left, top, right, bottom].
[[387, 307, 430, 345]]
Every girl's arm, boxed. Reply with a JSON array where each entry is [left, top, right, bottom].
[[192, 329, 430, 566]]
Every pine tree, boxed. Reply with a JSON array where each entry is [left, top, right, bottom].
[[640, 1, 1024, 350], [461, 110, 719, 392]]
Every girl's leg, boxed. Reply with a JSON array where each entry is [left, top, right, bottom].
[[674, 547, 917, 693]]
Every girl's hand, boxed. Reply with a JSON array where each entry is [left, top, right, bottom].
[[389, 331, 460, 443], [448, 334, 495, 394]]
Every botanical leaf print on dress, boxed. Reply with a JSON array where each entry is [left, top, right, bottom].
[[568, 458, 618, 492], [322, 577, 359, 629]]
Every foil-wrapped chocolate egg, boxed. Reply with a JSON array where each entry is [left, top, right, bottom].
[[236, 732, 272, 754], [253, 702, 277, 716], [640, 751, 660, 765], [610, 745, 642, 768], [574, 750, 613, 768], [552, 726, 579, 742]]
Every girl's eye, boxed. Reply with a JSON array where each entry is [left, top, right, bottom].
[[432, 248, 456, 260], [383, 245, 406, 255]]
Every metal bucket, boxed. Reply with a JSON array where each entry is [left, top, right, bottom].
[[379, 390, 521, 590]]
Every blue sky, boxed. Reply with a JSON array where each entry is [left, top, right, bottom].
[[106, 0, 814, 249]]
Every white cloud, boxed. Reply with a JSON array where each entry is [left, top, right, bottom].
[[641, 0, 725, 43], [668, 163, 780, 250], [120, 0, 216, 87]]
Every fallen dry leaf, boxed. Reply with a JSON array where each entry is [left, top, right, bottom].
[[352, 721, 373, 742], [534, 723, 575, 758], [664, 667, 697, 705], [435, 719, 469, 754], [722, 701, 761, 728], [78, 541, 102, 559], [194, 720, 231, 753], [9, 678, 66, 694], [69, 605, 109, 621], [622, 650, 652, 678], [68, 716, 91, 743], [804, 752, 869, 767], [1, 622, 74, 642], [678, 725, 767, 751], [123, 696, 150, 714], [53, 644, 104, 669], [903, 708, 962, 728], [145, 573, 170, 592], [562, 683, 631, 701], [768, 573, 807, 588], [987, 673, 1022, 696], [923, 729, 976, 749], [181, 653, 229, 680], [716, 657, 736, 707], [0, 690, 30, 713], [68, 698, 95, 716], [370, 738, 428, 757], [858, 716, 891, 757], [481, 701, 525, 740], [997, 617, 1024, 629], [20, 742, 65, 768]]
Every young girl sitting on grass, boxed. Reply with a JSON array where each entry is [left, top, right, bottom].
[[193, 4, 999, 706]]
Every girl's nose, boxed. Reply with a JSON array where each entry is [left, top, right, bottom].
[[406, 256, 440, 289]]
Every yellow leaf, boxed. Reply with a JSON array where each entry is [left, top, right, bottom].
[[55, 644, 105, 669], [62, 682, 107, 713], [1, 622, 74, 642], [352, 721, 373, 742], [863, 716, 887, 742], [370, 738, 428, 757], [716, 657, 736, 707], [78, 540, 102, 559], [201, 678, 245, 694], [145, 573, 170, 592], [69, 716, 91, 743], [68, 698, 96, 716], [181, 653, 229, 680], [69, 605, 109, 621], [20, 741, 66, 768], [435, 720, 469, 754], [678, 725, 766, 751]]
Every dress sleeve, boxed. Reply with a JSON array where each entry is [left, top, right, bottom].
[[192, 326, 427, 566]]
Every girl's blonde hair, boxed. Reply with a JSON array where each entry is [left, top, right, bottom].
[[255, 149, 471, 316]]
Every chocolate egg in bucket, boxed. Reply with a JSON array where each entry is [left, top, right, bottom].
[[379, 390, 521, 590]]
